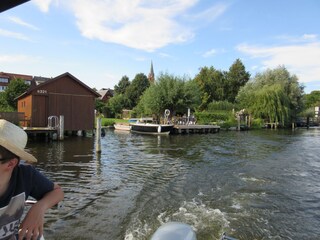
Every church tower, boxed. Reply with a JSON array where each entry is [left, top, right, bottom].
[[148, 61, 155, 84]]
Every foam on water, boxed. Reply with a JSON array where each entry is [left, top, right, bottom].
[[124, 199, 230, 240]]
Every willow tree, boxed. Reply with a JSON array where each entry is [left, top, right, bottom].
[[251, 84, 290, 126], [236, 66, 304, 127]]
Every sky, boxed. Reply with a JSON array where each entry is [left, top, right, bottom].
[[0, 0, 320, 94]]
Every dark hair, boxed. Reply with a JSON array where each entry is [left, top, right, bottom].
[[0, 145, 19, 163]]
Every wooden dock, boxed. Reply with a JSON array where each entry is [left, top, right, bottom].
[[172, 125, 220, 134], [23, 127, 58, 140]]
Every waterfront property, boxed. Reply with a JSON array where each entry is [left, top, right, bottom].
[[16, 72, 100, 132], [97, 88, 114, 103]]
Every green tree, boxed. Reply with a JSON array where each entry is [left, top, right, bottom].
[[304, 90, 320, 108], [184, 79, 202, 112], [0, 92, 14, 111], [4, 78, 29, 110], [135, 73, 199, 119], [114, 75, 130, 95], [251, 84, 290, 126], [236, 66, 304, 126], [224, 59, 250, 103], [95, 99, 106, 114], [194, 66, 224, 110], [106, 93, 130, 117], [126, 73, 150, 108]]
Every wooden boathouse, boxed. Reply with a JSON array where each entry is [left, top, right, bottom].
[[16, 72, 100, 136]]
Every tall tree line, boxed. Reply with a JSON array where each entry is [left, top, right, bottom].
[[194, 59, 250, 110], [99, 59, 310, 127]]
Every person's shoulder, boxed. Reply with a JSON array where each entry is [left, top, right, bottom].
[[19, 162, 35, 168], [17, 163, 37, 174]]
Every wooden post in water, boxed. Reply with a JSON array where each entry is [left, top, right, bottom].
[[95, 118, 102, 153], [59, 115, 64, 140]]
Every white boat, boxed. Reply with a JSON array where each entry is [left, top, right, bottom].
[[113, 118, 141, 131], [130, 122, 174, 135], [113, 123, 131, 131]]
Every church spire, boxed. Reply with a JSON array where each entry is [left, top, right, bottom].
[[148, 61, 155, 84]]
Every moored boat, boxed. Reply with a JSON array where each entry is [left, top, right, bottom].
[[113, 123, 131, 131], [130, 122, 174, 135], [130, 110, 173, 135], [113, 118, 141, 131]]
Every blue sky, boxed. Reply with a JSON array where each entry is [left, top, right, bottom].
[[1, 0, 320, 93]]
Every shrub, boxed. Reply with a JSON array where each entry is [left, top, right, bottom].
[[101, 118, 116, 126], [251, 118, 264, 129], [195, 111, 231, 124], [207, 101, 235, 111]]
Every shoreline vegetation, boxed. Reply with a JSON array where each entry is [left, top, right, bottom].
[[1, 61, 319, 130], [96, 65, 319, 130]]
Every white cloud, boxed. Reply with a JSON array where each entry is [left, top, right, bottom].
[[189, 3, 229, 23], [302, 34, 318, 41], [63, 0, 194, 52], [237, 37, 320, 83], [56, 0, 227, 52], [159, 52, 173, 58], [30, 0, 228, 51], [202, 48, 217, 58], [0, 54, 29, 63], [32, 0, 54, 12], [0, 28, 30, 41], [8, 16, 39, 30], [276, 34, 318, 43], [134, 56, 147, 62]]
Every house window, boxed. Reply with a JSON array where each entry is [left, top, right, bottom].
[[0, 77, 9, 83], [0, 86, 7, 91], [24, 80, 31, 85]]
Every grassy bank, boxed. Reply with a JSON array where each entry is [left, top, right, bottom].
[[100, 118, 128, 127]]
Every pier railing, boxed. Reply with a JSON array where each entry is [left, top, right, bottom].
[[173, 116, 197, 125]]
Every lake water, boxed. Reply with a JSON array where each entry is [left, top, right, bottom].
[[26, 128, 320, 240]]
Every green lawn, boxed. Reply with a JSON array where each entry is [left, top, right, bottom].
[[100, 118, 128, 126]]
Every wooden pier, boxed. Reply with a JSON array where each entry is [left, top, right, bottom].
[[172, 125, 220, 134], [24, 127, 58, 141]]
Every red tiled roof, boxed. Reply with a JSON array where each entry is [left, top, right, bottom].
[[0, 72, 33, 81]]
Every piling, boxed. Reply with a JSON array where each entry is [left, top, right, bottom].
[[95, 118, 102, 153], [59, 115, 64, 140]]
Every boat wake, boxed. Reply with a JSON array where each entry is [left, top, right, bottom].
[[124, 199, 232, 240]]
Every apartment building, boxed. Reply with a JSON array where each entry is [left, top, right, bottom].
[[0, 72, 33, 92]]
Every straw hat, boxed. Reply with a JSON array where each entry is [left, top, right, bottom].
[[0, 119, 37, 163]]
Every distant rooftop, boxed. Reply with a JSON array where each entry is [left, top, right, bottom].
[[33, 76, 52, 85]]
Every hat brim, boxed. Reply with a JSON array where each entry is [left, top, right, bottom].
[[0, 138, 37, 163]]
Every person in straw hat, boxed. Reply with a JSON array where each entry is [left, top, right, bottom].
[[0, 119, 64, 240]]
